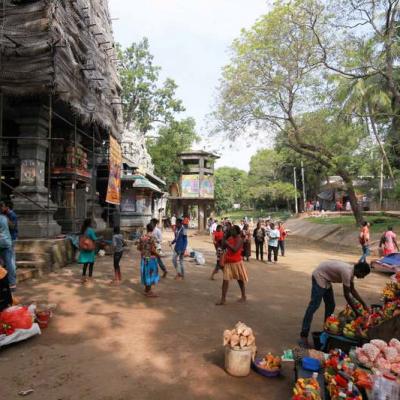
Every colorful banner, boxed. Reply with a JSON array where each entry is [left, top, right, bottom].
[[181, 175, 200, 198], [106, 135, 122, 205], [200, 176, 215, 198]]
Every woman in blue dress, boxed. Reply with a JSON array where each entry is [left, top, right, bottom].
[[78, 218, 98, 283], [137, 223, 160, 297]]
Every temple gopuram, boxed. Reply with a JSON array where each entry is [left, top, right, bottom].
[[0, 0, 123, 237]]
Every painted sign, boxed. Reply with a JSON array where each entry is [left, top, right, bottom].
[[106, 136, 122, 205], [200, 176, 214, 198], [181, 175, 200, 198]]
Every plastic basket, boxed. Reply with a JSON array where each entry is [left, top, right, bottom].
[[251, 358, 281, 377]]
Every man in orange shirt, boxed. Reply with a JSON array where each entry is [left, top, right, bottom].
[[359, 221, 370, 262], [183, 215, 190, 229]]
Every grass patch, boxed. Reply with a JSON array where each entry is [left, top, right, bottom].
[[308, 214, 400, 233], [217, 210, 291, 223]]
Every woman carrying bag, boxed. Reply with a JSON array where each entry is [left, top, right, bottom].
[[78, 218, 98, 284]]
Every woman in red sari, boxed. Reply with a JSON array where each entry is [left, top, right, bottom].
[[216, 225, 249, 305]]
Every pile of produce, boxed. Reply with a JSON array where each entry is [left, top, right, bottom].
[[223, 322, 255, 349], [324, 349, 371, 400], [324, 315, 341, 335], [292, 377, 321, 400], [257, 353, 281, 372], [382, 272, 400, 302], [355, 338, 400, 374], [0, 306, 34, 336]]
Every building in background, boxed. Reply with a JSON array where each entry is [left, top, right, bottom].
[[169, 150, 219, 230], [119, 130, 166, 231], [0, 0, 123, 237]]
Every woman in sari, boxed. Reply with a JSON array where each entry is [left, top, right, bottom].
[[137, 223, 160, 297]]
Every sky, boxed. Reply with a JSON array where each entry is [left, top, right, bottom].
[[108, 0, 271, 171]]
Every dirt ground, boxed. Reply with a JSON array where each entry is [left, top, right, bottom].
[[0, 232, 389, 400]]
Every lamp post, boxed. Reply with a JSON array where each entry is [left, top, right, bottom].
[[293, 167, 298, 214], [301, 161, 306, 212]]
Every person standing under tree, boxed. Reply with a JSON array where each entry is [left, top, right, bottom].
[[278, 221, 287, 257], [78, 218, 98, 284], [253, 222, 266, 261], [267, 223, 280, 263], [299, 260, 370, 348], [171, 218, 188, 280], [137, 223, 160, 297], [216, 225, 248, 305]]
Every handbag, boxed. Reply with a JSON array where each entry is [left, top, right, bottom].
[[79, 235, 95, 251]]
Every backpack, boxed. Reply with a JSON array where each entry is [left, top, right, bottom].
[[79, 235, 95, 251]]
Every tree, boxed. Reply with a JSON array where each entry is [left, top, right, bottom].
[[147, 118, 199, 186], [118, 38, 185, 133], [213, 1, 370, 224], [214, 167, 249, 212]]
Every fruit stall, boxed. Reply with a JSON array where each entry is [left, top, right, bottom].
[[221, 273, 400, 400]]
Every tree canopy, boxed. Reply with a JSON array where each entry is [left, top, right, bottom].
[[213, 0, 400, 223]]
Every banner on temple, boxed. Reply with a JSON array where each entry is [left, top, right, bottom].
[[106, 135, 122, 205]]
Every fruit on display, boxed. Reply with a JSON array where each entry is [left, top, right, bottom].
[[352, 369, 373, 391], [342, 321, 357, 338], [223, 322, 255, 349], [292, 378, 321, 400], [382, 280, 400, 302], [324, 315, 341, 334], [257, 353, 281, 372], [355, 338, 400, 374]]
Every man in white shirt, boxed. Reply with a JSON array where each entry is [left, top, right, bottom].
[[151, 218, 167, 277], [267, 222, 280, 263], [300, 260, 370, 347]]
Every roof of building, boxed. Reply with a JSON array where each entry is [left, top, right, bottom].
[[121, 174, 163, 193], [179, 150, 220, 159], [0, 0, 123, 139]]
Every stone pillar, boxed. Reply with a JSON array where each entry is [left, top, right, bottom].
[[13, 104, 61, 238], [198, 203, 206, 231]]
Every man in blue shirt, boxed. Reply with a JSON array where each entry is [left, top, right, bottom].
[[171, 218, 188, 280], [0, 202, 17, 291]]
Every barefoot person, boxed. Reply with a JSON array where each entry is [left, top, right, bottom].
[[299, 260, 371, 347], [78, 218, 98, 284], [171, 218, 188, 280], [216, 225, 248, 305], [137, 223, 160, 297], [111, 226, 125, 285]]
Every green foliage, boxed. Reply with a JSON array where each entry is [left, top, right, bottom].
[[118, 38, 185, 133], [214, 167, 249, 212], [147, 118, 199, 186]]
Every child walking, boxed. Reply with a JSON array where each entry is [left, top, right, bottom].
[[111, 226, 125, 285]]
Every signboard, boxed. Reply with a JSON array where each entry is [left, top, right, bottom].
[[200, 176, 214, 198], [181, 175, 199, 198], [106, 136, 122, 205]]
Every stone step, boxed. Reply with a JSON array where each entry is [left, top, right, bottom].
[[16, 260, 49, 272], [16, 252, 52, 263], [17, 268, 39, 283]]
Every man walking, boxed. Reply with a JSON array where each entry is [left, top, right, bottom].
[[170, 214, 177, 232], [151, 218, 167, 278], [171, 218, 188, 280], [359, 221, 370, 262], [299, 260, 370, 348], [253, 222, 266, 261], [267, 222, 280, 263]]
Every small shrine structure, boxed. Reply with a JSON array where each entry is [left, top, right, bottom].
[[169, 150, 219, 231]]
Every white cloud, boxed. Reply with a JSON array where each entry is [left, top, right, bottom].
[[109, 0, 272, 169]]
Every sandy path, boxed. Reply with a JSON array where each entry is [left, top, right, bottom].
[[0, 233, 388, 400]]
